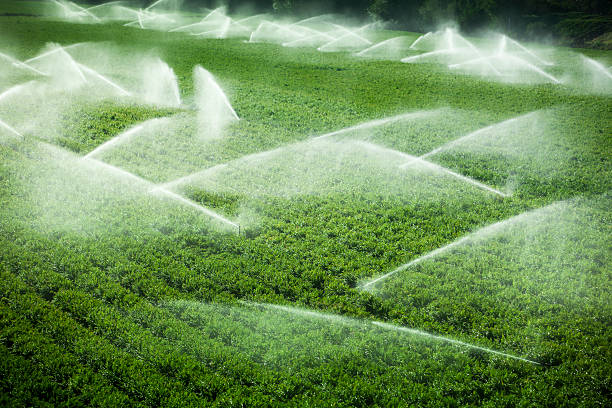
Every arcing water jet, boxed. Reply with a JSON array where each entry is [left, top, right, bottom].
[[81, 153, 240, 233], [76, 62, 132, 95], [583, 56, 612, 81], [84, 124, 146, 159], [357, 141, 507, 197], [194, 65, 239, 139], [372, 322, 539, 364], [245, 301, 539, 364], [0, 52, 48, 76], [360, 202, 565, 290], [415, 111, 540, 161], [312, 109, 443, 141], [0, 118, 23, 138]]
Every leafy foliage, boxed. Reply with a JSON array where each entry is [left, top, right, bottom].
[[0, 7, 610, 407]]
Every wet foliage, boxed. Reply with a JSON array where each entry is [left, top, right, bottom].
[[0, 3, 610, 407]]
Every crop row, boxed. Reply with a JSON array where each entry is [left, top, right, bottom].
[[1, 234, 547, 407], [0, 270, 202, 407]]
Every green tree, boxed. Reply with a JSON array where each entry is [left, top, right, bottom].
[[273, 0, 293, 12], [417, 0, 497, 31], [368, 0, 425, 29]]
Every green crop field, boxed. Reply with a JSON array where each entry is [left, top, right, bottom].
[[0, 1, 610, 407]]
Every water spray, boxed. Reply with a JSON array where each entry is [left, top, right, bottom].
[[81, 155, 240, 234], [414, 111, 539, 162], [360, 208, 549, 290], [0, 118, 23, 139], [372, 322, 540, 364], [409, 32, 432, 49], [0, 52, 48, 76], [77, 62, 132, 95], [0, 82, 33, 103], [312, 109, 442, 141], [583, 56, 612, 80], [243, 301, 539, 364], [358, 141, 507, 197], [84, 124, 146, 159]]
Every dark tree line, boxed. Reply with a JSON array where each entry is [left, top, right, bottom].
[[177, 0, 611, 38], [269, 0, 609, 31], [163, 0, 610, 19], [82, 0, 610, 44], [264, 0, 610, 45]]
